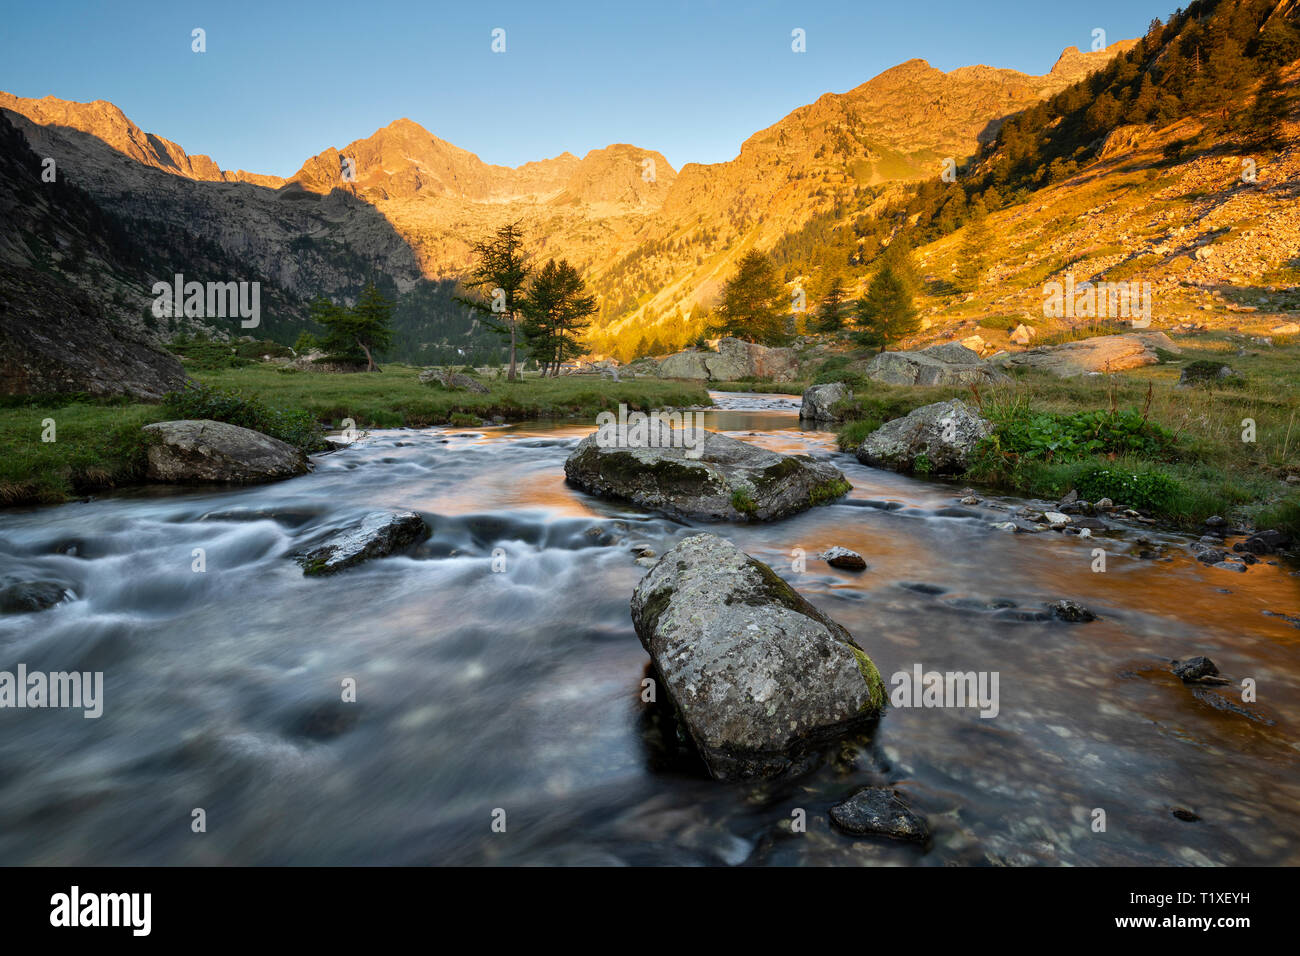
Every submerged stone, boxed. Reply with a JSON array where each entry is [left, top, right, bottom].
[[0, 580, 70, 614], [829, 787, 930, 843], [297, 511, 429, 576], [822, 546, 867, 570]]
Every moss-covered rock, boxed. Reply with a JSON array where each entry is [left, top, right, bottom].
[[630, 533, 887, 779], [564, 424, 850, 521]]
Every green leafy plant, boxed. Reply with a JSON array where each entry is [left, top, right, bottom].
[[1074, 467, 1183, 512], [162, 382, 326, 452], [983, 406, 1175, 463]]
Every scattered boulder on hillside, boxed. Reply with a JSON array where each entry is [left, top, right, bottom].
[[1099, 124, 1147, 159], [565, 421, 851, 521], [296, 511, 430, 576], [630, 533, 887, 779], [800, 382, 852, 422], [864, 343, 1009, 387], [991, 332, 1177, 377], [142, 419, 310, 483], [650, 337, 800, 382], [1178, 360, 1239, 387], [856, 399, 993, 475], [418, 367, 490, 393], [1010, 323, 1037, 345]]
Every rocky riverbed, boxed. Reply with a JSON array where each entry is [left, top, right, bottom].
[[0, 393, 1297, 865]]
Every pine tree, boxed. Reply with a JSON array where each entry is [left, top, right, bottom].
[[312, 283, 394, 372], [1246, 68, 1289, 149], [955, 199, 991, 293], [813, 274, 849, 333], [519, 258, 597, 375], [854, 263, 918, 352], [710, 250, 788, 345], [456, 220, 530, 381], [1128, 74, 1158, 123], [879, 234, 921, 295]]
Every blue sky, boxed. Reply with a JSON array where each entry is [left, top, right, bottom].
[[1, 0, 1173, 177]]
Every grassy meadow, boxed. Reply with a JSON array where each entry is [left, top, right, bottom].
[[828, 333, 1300, 533], [0, 364, 710, 506]]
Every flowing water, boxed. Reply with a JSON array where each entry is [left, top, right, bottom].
[[1, 392, 1297, 866]]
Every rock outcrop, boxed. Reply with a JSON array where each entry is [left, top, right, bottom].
[[1010, 323, 1037, 345], [418, 368, 490, 393], [653, 338, 800, 382], [142, 420, 310, 483], [0, 112, 189, 400], [297, 511, 429, 576], [993, 332, 1177, 377], [0, 287, 189, 400], [857, 399, 992, 474], [865, 343, 1009, 387], [565, 423, 850, 521], [630, 534, 887, 778], [800, 382, 852, 421]]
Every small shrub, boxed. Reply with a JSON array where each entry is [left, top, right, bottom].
[[1180, 359, 1244, 388], [836, 419, 876, 452], [983, 406, 1175, 462], [233, 339, 294, 360], [1255, 494, 1300, 538], [167, 339, 253, 370], [162, 382, 326, 452], [1074, 467, 1183, 512]]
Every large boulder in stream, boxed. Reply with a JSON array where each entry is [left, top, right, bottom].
[[564, 422, 850, 521], [857, 399, 992, 475], [297, 511, 430, 576], [143, 420, 309, 483], [0, 579, 71, 614], [800, 382, 852, 422], [631, 534, 887, 779]]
